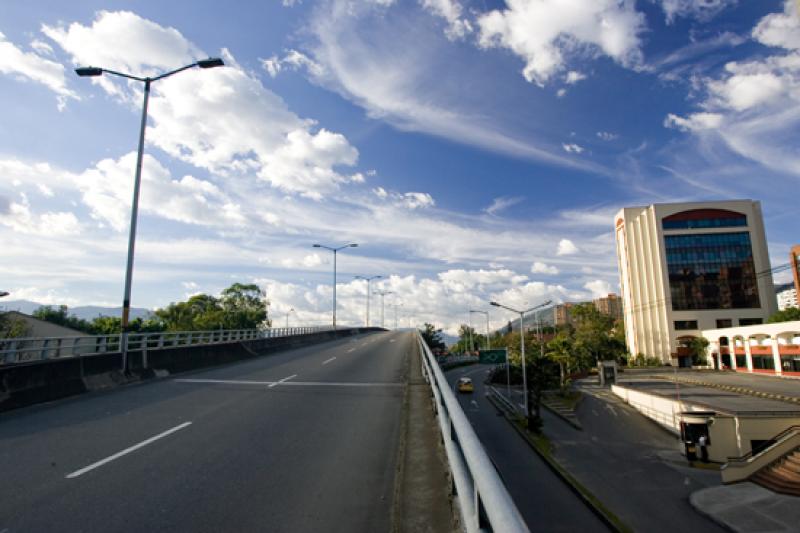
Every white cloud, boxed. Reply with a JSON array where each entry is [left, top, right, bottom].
[[420, 0, 473, 40], [664, 112, 724, 131], [261, 49, 325, 79], [583, 279, 612, 298], [565, 70, 586, 84], [562, 143, 584, 153], [0, 200, 81, 236], [596, 131, 618, 141], [659, 0, 738, 24], [47, 11, 361, 199], [485, 196, 524, 215], [477, 0, 646, 85], [531, 261, 558, 275], [556, 88, 567, 98], [556, 238, 579, 256], [0, 31, 78, 109], [372, 187, 435, 209], [663, 1, 800, 175]]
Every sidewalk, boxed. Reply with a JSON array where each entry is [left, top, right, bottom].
[[691, 482, 800, 533], [499, 383, 727, 533]]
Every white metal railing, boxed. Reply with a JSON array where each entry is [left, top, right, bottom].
[[417, 332, 529, 533], [0, 326, 335, 365]]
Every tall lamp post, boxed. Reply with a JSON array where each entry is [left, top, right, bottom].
[[75, 57, 224, 370], [313, 243, 358, 329], [354, 275, 382, 327], [373, 289, 393, 328], [490, 299, 552, 418], [470, 309, 490, 349], [285, 308, 295, 328]]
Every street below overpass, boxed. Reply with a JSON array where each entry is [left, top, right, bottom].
[[0, 330, 443, 532], [446, 364, 610, 532]]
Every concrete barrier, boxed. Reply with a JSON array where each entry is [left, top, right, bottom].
[[0, 327, 383, 413]]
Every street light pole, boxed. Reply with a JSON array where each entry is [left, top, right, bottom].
[[490, 299, 552, 419], [470, 310, 490, 349], [286, 308, 294, 328], [373, 289, 393, 328], [313, 243, 358, 330], [75, 58, 224, 371], [355, 275, 381, 327]]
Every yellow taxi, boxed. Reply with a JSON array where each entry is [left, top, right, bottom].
[[457, 377, 474, 393]]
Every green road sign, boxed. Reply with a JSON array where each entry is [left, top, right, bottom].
[[479, 349, 507, 364]]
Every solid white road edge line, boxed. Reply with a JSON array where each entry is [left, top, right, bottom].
[[174, 379, 402, 388], [268, 374, 297, 388], [322, 357, 337, 365], [66, 422, 192, 479]]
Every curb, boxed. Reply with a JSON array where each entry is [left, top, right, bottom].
[[486, 392, 630, 533], [540, 399, 583, 430], [688, 490, 737, 533]]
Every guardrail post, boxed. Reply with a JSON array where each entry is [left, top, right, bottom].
[[40, 338, 50, 361]]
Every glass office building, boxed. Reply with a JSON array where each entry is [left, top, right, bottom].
[[615, 201, 776, 364]]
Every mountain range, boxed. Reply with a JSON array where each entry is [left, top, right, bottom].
[[0, 300, 153, 321]]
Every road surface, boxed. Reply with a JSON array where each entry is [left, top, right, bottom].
[[0, 330, 413, 532]]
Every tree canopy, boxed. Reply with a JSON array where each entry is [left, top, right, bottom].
[[768, 307, 800, 323], [420, 323, 446, 352]]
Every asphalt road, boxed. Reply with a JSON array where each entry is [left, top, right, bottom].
[[445, 365, 610, 532], [0, 330, 411, 532]]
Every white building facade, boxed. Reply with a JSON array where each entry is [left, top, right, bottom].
[[615, 200, 777, 366], [777, 287, 798, 311]]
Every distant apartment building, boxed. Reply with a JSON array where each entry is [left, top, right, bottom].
[[553, 303, 575, 327], [777, 284, 798, 311], [593, 293, 623, 321], [615, 200, 777, 366]]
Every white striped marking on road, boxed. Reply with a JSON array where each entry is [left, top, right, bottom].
[[269, 374, 297, 388], [66, 422, 192, 479], [174, 378, 401, 388], [322, 357, 336, 365], [347, 348, 356, 353]]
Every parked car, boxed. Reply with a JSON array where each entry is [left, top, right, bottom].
[[457, 377, 474, 393]]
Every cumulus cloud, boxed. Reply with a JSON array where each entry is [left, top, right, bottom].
[[556, 238, 579, 256], [46, 10, 361, 199], [583, 279, 612, 298], [531, 261, 558, 275], [0, 31, 78, 109], [663, 1, 800, 175], [565, 70, 586, 84], [477, 0, 646, 85], [372, 187, 435, 209]]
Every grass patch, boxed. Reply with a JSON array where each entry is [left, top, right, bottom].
[[552, 389, 583, 410]]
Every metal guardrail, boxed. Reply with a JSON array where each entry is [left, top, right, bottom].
[[417, 333, 529, 533], [0, 326, 334, 365]]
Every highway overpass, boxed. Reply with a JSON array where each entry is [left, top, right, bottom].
[[0, 329, 606, 532]]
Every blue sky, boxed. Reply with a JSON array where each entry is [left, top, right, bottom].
[[1, 0, 798, 333]]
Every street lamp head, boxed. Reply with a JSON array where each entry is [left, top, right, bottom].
[[197, 57, 225, 69], [490, 301, 500, 307], [0, 291, 9, 298], [75, 67, 103, 77], [312, 244, 322, 248], [348, 243, 358, 248]]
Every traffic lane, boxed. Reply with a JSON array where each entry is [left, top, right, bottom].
[[445, 365, 610, 533], [0, 331, 383, 491], [5, 381, 404, 532], [0, 330, 402, 523], [293, 330, 412, 386]]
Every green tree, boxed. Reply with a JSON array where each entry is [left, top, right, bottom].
[[688, 336, 710, 366], [0, 312, 30, 339], [546, 333, 574, 390], [767, 307, 800, 323], [420, 323, 445, 352], [32, 305, 93, 333], [220, 283, 269, 329]]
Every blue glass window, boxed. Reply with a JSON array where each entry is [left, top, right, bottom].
[[664, 232, 761, 310]]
